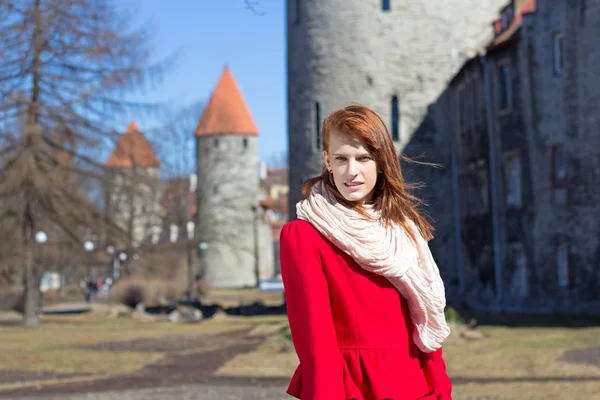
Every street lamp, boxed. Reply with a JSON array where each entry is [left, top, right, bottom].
[[116, 252, 127, 278], [106, 245, 115, 279], [35, 231, 47, 244], [83, 240, 95, 252], [83, 240, 95, 281], [35, 231, 48, 307]]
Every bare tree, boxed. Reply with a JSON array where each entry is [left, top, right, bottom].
[[244, 0, 266, 15], [0, 0, 167, 325], [155, 101, 206, 181], [266, 150, 289, 168]]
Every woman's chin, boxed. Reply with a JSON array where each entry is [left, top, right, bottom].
[[340, 191, 369, 204]]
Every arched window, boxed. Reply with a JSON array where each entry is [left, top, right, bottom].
[[315, 102, 321, 150], [391, 95, 400, 141], [243, 138, 248, 149]]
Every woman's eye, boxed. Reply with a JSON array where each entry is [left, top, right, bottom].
[[335, 156, 345, 161], [359, 157, 371, 161]]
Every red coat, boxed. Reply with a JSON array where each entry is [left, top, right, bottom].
[[280, 220, 452, 400]]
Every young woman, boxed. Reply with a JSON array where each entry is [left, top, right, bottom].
[[280, 104, 452, 400]]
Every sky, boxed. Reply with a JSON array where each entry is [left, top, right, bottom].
[[124, 0, 287, 165]]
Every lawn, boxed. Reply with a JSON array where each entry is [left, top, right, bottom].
[[217, 322, 600, 400], [0, 312, 277, 380], [1, 310, 599, 399]]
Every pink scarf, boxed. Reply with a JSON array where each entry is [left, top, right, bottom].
[[296, 181, 450, 352]]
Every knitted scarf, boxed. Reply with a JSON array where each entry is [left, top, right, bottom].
[[296, 180, 450, 353]]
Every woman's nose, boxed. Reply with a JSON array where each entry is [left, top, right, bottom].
[[347, 159, 358, 176]]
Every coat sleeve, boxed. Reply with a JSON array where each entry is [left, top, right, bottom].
[[280, 221, 346, 400], [423, 347, 453, 399]]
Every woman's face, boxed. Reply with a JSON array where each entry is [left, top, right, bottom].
[[324, 130, 379, 205]]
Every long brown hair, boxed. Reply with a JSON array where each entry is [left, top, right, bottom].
[[302, 103, 435, 241]]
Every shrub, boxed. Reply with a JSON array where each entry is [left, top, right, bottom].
[[109, 277, 187, 308], [444, 306, 462, 323], [0, 285, 23, 312]]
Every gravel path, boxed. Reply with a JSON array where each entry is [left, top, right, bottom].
[[4, 383, 290, 400]]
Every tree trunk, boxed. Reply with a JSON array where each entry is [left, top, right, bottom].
[[187, 241, 195, 300], [23, 205, 40, 326]]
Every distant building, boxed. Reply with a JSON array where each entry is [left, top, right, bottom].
[[105, 122, 162, 247], [194, 67, 275, 288]]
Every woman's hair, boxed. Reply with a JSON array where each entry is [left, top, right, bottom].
[[302, 103, 435, 241]]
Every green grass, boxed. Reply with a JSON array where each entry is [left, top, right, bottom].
[[218, 323, 600, 400]]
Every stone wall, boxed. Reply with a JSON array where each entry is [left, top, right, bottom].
[[196, 134, 265, 288], [518, 0, 600, 309]]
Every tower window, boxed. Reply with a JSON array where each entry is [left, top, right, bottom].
[[243, 138, 248, 149], [553, 33, 564, 75], [391, 95, 399, 141], [214, 138, 219, 148], [293, 0, 301, 24], [314, 102, 321, 150], [497, 64, 512, 111], [382, 0, 391, 11]]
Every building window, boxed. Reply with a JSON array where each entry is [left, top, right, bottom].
[[476, 163, 489, 213], [314, 102, 321, 150], [508, 244, 528, 297], [465, 80, 472, 126], [458, 85, 468, 133], [556, 243, 569, 288], [553, 33, 564, 75], [472, 74, 480, 124], [391, 95, 399, 141], [243, 138, 248, 149], [382, 0, 391, 11], [290, 0, 301, 24], [551, 144, 566, 187], [504, 153, 522, 207], [214, 138, 219, 148], [497, 64, 511, 111], [466, 161, 489, 215], [456, 86, 465, 132]]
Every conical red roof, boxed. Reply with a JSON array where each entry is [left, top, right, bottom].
[[105, 122, 161, 168], [195, 66, 258, 136]]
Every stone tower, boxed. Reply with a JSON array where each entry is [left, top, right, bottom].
[[286, 0, 507, 218], [105, 122, 162, 247], [195, 67, 270, 288]]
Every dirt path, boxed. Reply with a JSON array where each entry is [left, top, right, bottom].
[[0, 329, 290, 399]]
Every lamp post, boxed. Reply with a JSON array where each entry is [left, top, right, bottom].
[[117, 252, 128, 278], [197, 242, 208, 293], [106, 245, 115, 279], [83, 240, 95, 302], [35, 231, 47, 308]]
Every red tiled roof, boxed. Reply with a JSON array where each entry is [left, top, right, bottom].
[[489, 0, 536, 50], [106, 122, 162, 168], [195, 66, 259, 136]]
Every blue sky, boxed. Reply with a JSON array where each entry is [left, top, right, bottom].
[[125, 0, 287, 164]]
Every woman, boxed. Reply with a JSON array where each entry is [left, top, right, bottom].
[[280, 104, 452, 400]]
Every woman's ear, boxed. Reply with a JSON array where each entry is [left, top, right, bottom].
[[323, 151, 330, 170]]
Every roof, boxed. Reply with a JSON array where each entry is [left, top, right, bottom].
[[488, 0, 536, 50], [262, 167, 288, 186], [194, 66, 259, 136], [105, 122, 162, 168]]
